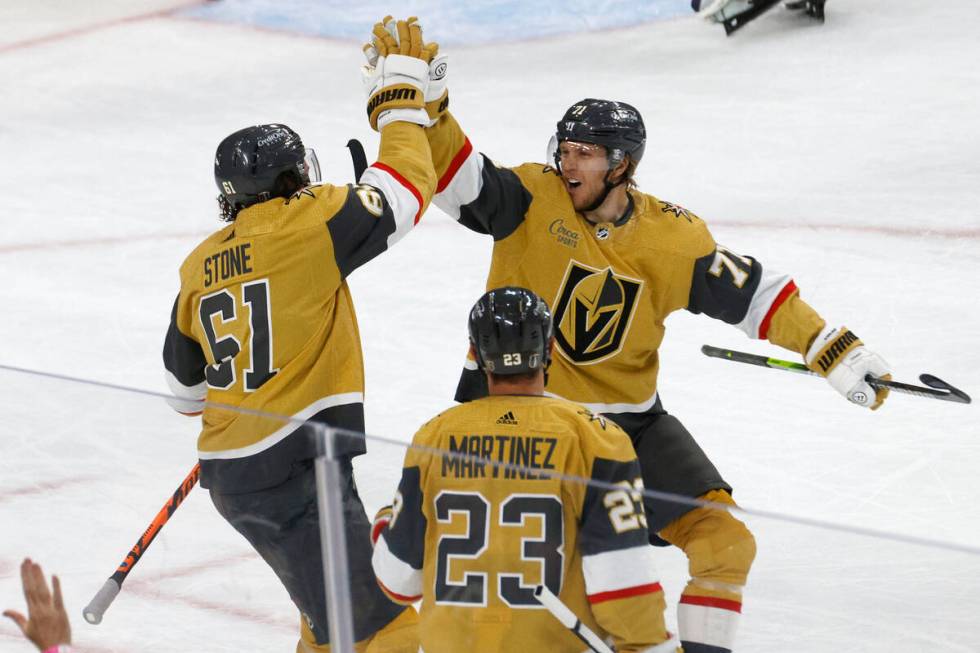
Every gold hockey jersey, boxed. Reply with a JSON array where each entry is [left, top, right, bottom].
[[372, 395, 672, 653], [162, 122, 435, 492], [427, 112, 826, 415]]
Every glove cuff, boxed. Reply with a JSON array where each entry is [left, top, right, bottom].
[[377, 107, 430, 130], [425, 89, 449, 125], [805, 325, 864, 376]]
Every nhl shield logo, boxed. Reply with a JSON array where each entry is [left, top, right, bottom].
[[552, 260, 642, 364]]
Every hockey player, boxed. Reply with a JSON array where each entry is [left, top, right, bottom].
[[413, 91, 892, 652], [372, 287, 678, 653], [161, 18, 438, 652]]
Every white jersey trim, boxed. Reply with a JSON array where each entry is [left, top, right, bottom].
[[360, 165, 422, 249], [582, 545, 661, 596], [545, 389, 659, 415], [164, 370, 206, 414], [372, 533, 423, 599], [677, 601, 741, 650], [434, 147, 484, 219], [196, 392, 364, 460], [734, 269, 794, 339]]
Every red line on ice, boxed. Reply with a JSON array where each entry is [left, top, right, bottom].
[[126, 583, 294, 630], [127, 553, 293, 629], [137, 551, 259, 582], [0, 221, 974, 258], [0, 1, 209, 54], [168, 12, 358, 45], [712, 219, 980, 240], [0, 476, 96, 504], [0, 232, 209, 255]]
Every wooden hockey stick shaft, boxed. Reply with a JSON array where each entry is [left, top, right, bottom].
[[83, 463, 201, 625], [534, 585, 614, 653], [701, 345, 971, 404]]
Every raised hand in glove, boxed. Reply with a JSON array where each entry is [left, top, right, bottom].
[[806, 325, 891, 410], [362, 16, 438, 131], [363, 16, 447, 128]]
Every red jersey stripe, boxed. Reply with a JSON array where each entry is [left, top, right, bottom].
[[370, 162, 425, 225], [588, 582, 663, 604], [377, 579, 422, 604], [437, 137, 474, 193], [679, 594, 743, 613], [758, 279, 798, 340], [370, 519, 387, 546]]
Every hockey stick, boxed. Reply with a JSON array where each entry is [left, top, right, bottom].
[[701, 345, 972, 404], [534, 585, 614, 653], [346, 139, 368, 181], [83, 463, 201, 624], [716, 0, 781, 36]]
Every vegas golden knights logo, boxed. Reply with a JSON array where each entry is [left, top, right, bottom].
[[553, 260, 642, 364]]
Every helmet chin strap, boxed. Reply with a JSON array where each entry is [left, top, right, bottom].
[[582, 167, 626, 213]]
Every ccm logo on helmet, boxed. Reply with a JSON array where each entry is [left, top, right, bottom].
[[257, 131, 287, 147]]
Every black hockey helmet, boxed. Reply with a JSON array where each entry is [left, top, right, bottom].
[[214, 124, 320, 221], [468, 287, 553, 376], [551, 98, 646, 171]]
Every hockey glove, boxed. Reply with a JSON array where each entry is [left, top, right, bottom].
[[424, 51, 449, 127], [362, 16, 437, 131], [806, 325, 891, 410], [371, 505, 394, 547]]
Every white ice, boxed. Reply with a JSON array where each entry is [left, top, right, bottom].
[[1, 1, 978, 651]]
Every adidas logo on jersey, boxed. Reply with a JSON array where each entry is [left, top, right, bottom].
[[496, 411, 519, 425]]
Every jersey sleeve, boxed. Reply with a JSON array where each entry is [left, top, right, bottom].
[[162, 293, 207, 415], [372, 443, 429, 605], [685, 232, 827, 355], [330, 121, 436, 278], [577, 420, 671, 650], [426, 111, 531, 241]]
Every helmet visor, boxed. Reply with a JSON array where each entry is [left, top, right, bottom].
[[546, 135, 612, 174], [302, 148, 321, 184]]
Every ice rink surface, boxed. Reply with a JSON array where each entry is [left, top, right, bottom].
[[1, 1, 978, 651]]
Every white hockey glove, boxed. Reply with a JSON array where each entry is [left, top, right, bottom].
[[361, 16, 438, 131], [806, 325, 891, 410], [423, 50, 449, 127]]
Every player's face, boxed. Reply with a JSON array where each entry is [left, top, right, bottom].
[[557, 141, 610, 210]]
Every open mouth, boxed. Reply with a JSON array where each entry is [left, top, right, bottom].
[[566, 177, 582, 189]]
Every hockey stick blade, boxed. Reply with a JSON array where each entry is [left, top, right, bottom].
[[703, 345, 972, 404], [721, 0, 782, 35], [863, 373, 971, 404]]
